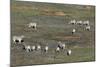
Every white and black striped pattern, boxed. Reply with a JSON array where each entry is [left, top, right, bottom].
[[13, 35, 24, 45], [28, 22, 37, 30]]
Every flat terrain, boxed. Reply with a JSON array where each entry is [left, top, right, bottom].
[[11, 1, 95, 67]]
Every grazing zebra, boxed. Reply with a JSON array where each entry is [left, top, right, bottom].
[[44, 46, 49, 53], [36, 45, 41, 50], [23, 45, 31, 52], [83, 20, 89, 26], [28, 22, 37, 30], [67, 49, 72, 56], [56, 47, 60, 53], [13, 35, 25, 45], [76, 20, 83, 25], [72, 29, 76, 34], [85, 25, 90, 31], [69, 19, 76, 25], [31, 45, 36, 51], [58, 41, 66, 50]]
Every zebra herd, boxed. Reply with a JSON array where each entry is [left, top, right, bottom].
[[69, 19, 90, 26], [12, 19, 91, 56], [69, 20, 91, 34], [12, 35, 71, 56]]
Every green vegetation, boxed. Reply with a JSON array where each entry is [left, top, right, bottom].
[[11, 1, 95, 67]]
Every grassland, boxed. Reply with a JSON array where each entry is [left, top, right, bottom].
[[11, 1, 95, 67]]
